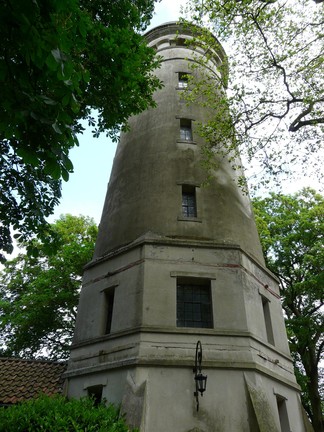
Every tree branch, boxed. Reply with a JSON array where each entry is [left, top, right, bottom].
[[289, 115, 324, 132]]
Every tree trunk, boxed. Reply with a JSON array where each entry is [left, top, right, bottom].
[[304, 354, 324, 432], [307, 370, 324, 432]]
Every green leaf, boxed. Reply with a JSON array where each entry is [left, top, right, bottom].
[[40, 95, 57, 106], [82, 69, 90, 83], [51, 48, 64, 63], [52, 122, 62, 134], [45, 53, 58, 71], [61, 168, 69, 182], [62, 94, 70, 106], [16, 148, 39, 166], [61, 153, 74, 172], [44, 158, 61, 179]]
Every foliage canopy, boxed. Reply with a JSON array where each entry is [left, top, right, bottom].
[[182, 0, 323, 189], [0, 214, 97, 360], [0, 0, 161, 261], [253, 188, 324, 431]]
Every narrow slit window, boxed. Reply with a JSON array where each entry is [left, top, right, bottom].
[[178, 72, 189, 89], [182, 185, 197, 218], [177, 279, 213, 328], [261, 296, 274, 345], [276, 395, 291, 432], [180, 118, 193, 141], [105, 289, 115, 334]]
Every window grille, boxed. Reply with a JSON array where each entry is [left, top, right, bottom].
[[177, 280, 213, 328], [182, 186, 197, 218]]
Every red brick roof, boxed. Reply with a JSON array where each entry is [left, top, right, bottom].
[[0, 357, 67, 405]]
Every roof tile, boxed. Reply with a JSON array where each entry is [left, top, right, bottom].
[[0, 357, 67, 404]]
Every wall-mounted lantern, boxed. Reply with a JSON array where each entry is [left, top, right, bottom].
[[193, 340, 207, 411]]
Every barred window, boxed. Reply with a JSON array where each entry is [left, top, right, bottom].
[[182, 185, 197, 218], [177, 279, 213, 328]]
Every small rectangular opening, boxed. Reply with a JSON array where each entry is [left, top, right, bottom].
[[276, 395, 290, 432], [261, 296, 274, 345], [182, 185, 197, 218], [105, 289, 115, 334], [176, 38, 187, 46], [178, 72, 189, 89], [180, 118, 193, 141], [87, 385, 103, 406]]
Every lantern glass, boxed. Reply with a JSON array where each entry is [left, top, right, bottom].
[[195, 373, 207, 395]]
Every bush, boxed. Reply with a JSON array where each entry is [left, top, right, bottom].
[[0, 395, 136, 432]]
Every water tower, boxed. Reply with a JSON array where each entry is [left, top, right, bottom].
[[66, 23, 309, 432]]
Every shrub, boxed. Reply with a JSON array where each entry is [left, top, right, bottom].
[[0, 395, 136, 432]]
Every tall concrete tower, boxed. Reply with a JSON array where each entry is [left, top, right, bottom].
[[66, 23, 310, 432]]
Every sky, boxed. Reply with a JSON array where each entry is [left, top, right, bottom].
[[49, 1, 186, 225], [49, 0, 321, 225]]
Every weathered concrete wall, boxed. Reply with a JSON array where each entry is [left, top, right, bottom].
[[93, 22, 265, 266], [70, 239, 293, 369], [67, 361, 305, 432], [68, 238, 305, 430]]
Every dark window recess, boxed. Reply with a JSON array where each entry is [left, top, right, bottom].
[[276, 395, 291, 432], [262, 296, 275, 345], [178, 72, 189, 89], [87, 385, 103, 406], [105, 290, 115, 334], [180, 118, 193, 141], [176, 38, 187, 46], [182, 185, 197, 218], [177, 280, 213, 328]]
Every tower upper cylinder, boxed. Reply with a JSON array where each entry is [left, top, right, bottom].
[[93, 22, 264, 265]]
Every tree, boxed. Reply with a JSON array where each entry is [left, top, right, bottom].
[[0, 214, 97, 360], [181, 0, 323, 189], [0, 0, 161, 261], [252, 188, 324, 431]]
